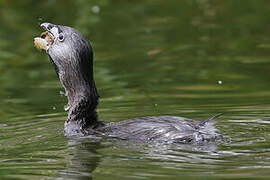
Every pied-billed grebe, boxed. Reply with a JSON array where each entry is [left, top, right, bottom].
[[34, 22, 223, 143]]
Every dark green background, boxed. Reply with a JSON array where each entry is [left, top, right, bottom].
[[0, 0, 269, 179]]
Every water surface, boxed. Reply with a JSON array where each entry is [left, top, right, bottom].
[[0, 0, 270, 179]]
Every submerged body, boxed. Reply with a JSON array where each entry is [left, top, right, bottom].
[[34, 22, 223, 143], [100, 115, 222, 142], [65, 114, 222, 143]]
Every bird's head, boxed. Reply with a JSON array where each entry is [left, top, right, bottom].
[[34, 22, 98, 105]]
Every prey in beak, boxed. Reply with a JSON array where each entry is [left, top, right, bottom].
[[33, 23, 57, 51]]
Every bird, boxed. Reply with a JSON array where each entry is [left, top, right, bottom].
[[34, 22, 223, 143]]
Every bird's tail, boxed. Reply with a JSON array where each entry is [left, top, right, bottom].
[[198, 113, 223, 127], [194, 113, 224, 142]]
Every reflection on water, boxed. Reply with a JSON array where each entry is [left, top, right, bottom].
[[62, 138, 222, 180], [62, 139, 103, 180], [0, 0, 270, 179]]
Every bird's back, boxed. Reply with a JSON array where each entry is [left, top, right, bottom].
[[98, 115, 222, 143]]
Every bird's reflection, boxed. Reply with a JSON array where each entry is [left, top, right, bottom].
[[60, 134, 225, 180], [61, 137, 104, 180]]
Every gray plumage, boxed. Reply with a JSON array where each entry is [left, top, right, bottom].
[[39, 22, 223, 143]]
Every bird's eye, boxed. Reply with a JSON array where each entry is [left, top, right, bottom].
[[59, 33, 64, 42]]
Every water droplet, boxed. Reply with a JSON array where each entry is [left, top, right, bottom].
[[64, 104, 70, 111], [59, 90, 65, 96], [92, 5, 100, 14]]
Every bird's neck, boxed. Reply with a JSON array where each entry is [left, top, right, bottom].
[[64, 80, 103, 135]]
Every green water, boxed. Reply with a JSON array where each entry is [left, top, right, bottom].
[[0, 0, 270, 179]]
